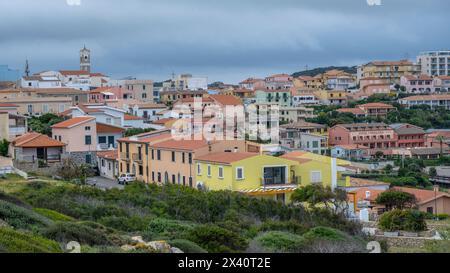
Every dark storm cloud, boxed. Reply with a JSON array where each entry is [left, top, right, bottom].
[[1, 0, 450, 83]]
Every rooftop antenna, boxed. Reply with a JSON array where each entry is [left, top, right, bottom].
[[24, 59, 30, 77]]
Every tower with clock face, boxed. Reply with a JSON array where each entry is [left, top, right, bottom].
[[80, 45, 91, 73]]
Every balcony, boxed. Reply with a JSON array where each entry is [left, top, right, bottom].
[[120, 152, 130, 161], [132, 153, 143, 162]]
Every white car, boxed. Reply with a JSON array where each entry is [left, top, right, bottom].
[[118, 173, 136, 185]]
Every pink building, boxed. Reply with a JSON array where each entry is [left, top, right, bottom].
[[400, 75, 435, 93], [51, 116, 98, 165], [329, 123, 397, 152], [89, 87, 134, 103], [265, 74, 294, 90]]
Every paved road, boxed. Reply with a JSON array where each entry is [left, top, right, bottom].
[[86, 176, 124, 190]]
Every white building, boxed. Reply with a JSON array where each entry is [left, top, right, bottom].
[[417, 50, 450, 77], [187, 77, 208, 91], [20, 75, 63, 88]]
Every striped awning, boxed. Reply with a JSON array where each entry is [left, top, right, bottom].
[[240, 185, 298, 196]]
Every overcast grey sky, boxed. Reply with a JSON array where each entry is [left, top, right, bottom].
[[1, 0, 449, 83]]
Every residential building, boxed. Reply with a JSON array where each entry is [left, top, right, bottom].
[[264, 74, 293, 90], [96, 122, 125, 150], [0, 88, 88, 105], [231, 89, 255, 99], [358, 60, 419, 84], [117, 130, 246, 187], [280, 121, 328, 155], [390, 123, 426, 148], [323, 70, 356, 90], [314, 90, 349, 106], [195, 152, 299, 204], [239, 78, 265, 90], [124, 114, 146, 129], [11, 132, 66, 163], [254, 89, 292, 107], [159, 90, 208, 105], [129, 103, 168, 122], [293, 76, 324, 90], [357, 103, 396, 118], [329, 123, 397, 152], [425, 130, 450, 148], [399, 94, 450, 110], [417, 50, 450, 77], [279, 106, 315, 124], [434, 76, 450, 92], [124, 80, 154, 102], [0, 104, 27, 141], [400, 75, 435, 93], [331, 145, 369, 161], [97, 150, 119, 180], [0, 96, 72, 116], [51, 117, 98, 165], [291, 91, 320, 107], [20, 75, 63, 89]]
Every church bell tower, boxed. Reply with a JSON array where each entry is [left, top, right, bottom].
[[80, 45, 91, 73]]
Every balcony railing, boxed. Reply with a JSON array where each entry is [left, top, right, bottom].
[[132, 153, 143, 162], [261, 176, 299, 187]]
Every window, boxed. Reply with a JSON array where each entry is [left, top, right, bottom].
[[171, 151, 176, 162], [59, 104, 65, 112], [310, 171, 322, 183], [207, 165, 212, 177], [108, 162, 111, 171], [85, 135, 92, 145], [119, 143, 123, 153], [236, 167, 244, 180], [157, 150, 161, 160], [197, 163, 202, 175], [145, 145, 149, 156], [218, 166, 224, 179], [152, 172, 155, 181], [151, 149, 154, 160], [188, 153, 193, 164], [139, 165, 143, 176], [85, 154, 92, 164], [42, 104, 49, 113], [172, 174, 176, 184], [126, 164, 130, 173], [98, 136, 107, 144], [157, 172, 161, 182], [142, 93, 147, 99], [101, 159, 105, 167], [106, 118, 112, 124], [85, 126, 91, 131], [182, 152, 185, 164], [27, 104, 33, 114]]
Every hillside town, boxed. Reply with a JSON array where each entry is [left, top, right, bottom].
[[1, 46, 450, 254]]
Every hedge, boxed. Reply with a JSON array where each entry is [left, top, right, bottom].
[[0, 228, 61, 253]]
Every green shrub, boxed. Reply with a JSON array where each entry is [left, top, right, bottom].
[[0, 192, 31, 209], [259, 220, 309, 235], [0, 200, 52, 230], [168, 239, 208, 253], [33, 208, 74, 222], [144, 218, 196, 240], [303, 227, 346, 241], [0, 228, 61, 253], [98, 216, 150, 232], [40, 222, 125, 246], [253, 231, 306, 253], [379, 209, 427, 232], [437, 214, 449, 220], [187, 224, 248, 253]]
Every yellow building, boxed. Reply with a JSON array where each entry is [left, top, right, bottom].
[[358, 60, 419, 84], [195, 151, 345, 203]]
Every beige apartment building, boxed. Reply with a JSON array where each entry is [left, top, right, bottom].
[[0, 97, 72, 116], [357, 60, 419, 84], [124, 80, 154, 102]]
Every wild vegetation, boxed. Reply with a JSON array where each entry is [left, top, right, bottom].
[[0, 175, 367, 253], [28, 113, 65, 136]]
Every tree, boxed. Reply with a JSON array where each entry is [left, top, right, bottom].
[[124, 128, 155, 137], [384, 164, 393, 174], [29, 113, 64, 136], [375, 190, 417, 210], [0, 139, 9, 157], [375, 151, 384, 160], [436, 136, 446, 158], [291, 184, 349, 215], [429, 167, 438, 178]]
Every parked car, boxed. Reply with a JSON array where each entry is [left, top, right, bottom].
[[118, 173, 136, 185]]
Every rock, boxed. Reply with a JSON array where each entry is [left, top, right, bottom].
[[121, 245, 135, 252], [171, 247, 184, 253], [145, 241, 172, 253], [131, 236, 145, 244], [0, 219, 9, 228]]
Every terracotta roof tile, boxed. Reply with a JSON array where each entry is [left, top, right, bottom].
[[195, 152, 258, 164], [12, 132, 66, 148], [51, 117, 95, 129], [97, 150, 118, 160], [124, 114, 143, 121], [96, 123, 125, 133]]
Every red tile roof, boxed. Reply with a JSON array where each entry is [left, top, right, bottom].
[[195, 152, 258, 164], [393, 187, 450, 204], [59, 70, 90, 76], [337, 108, 366, 115], [124, 114, 143, 121], [96, 123, 125, 134], [12, 132, 66, 148], [209, 95, 243, 106], [51, 117, 95, 129], [97, 150, 118, 160], [358, 103, 395, 109], [401, 94, 450, 101]]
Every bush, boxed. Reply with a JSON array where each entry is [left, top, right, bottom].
[[0, 228, 61, 253], [144, 218, 196, 240], [252, 231, 306, 253], [0, 139, 9, 157], [0, 200, 52, 230], [187, 224, 248, 253], [0, 192, 31, 209], [259, 220, 309, 235], [168, 239, 208, 253], [33, 208, 74, 222], [379, 210, 427, 232], [40, 222, 125, 246], [303, 227, 347, 241], [98, 216, 150, 232]]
